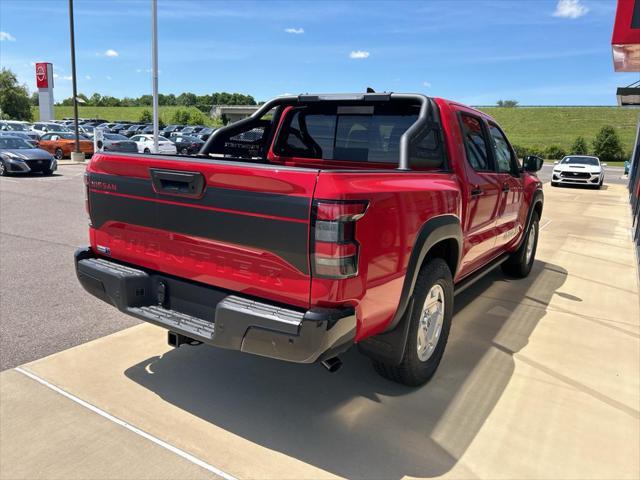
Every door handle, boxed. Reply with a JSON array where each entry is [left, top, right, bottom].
[[471, 186, 483, 197], [150, 169, 205, 198], [502, 183, 510, 192]]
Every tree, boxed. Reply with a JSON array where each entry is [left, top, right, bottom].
[[570, 136, 588, 155], [0, 69, 33, 120], [592, 126, 624, 162], [171, 108, 191, 125], [496, 99, 519, 108], [545, 145, 567, 160], [177, 92, 197, 106], [30, 92, 39, 106], [138, 109, 153, 123]]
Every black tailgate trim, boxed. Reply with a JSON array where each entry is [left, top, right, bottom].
[[88, 172, 310, 220], [89, 191, 310, 274]]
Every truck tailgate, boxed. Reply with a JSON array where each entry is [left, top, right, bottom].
[[86, 153, 319, 308]]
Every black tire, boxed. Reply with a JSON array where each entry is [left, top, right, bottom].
[[0, 160, 8, 176], [180, 147, 189, 155], [144, 148, 150, 153], [372, 258, 453, 387], [42, 168, 53, 176], [502, 211, 539, 278], [54, 148, 64, 160], [551, 181, 558, 187]]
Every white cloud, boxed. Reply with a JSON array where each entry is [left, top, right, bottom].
[[422, 81, 432, 88], [553, 0, 589, 19], [349, 50, 370, 59], [284, 27, 304, 34], [0, 31, 16, 41], [54, 73, 73, 81], [84, 75, 92, 80], [104, 48, 119, 57]]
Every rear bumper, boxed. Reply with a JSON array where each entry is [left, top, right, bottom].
[[74, 247, 356, 363]]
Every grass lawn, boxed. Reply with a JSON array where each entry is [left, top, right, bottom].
[[478, 106, 639, 156], [31, 105, 222, 127]]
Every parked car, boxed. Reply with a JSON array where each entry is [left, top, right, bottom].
[[38, 132, 94, 159], [160, 124, 184, 137], [179, 125, 205, 136], [0, 121, 40, 143], [0, 135, 57, 175], [75, 93, 543, 387], [110, 124, 131, 134], [130, 134, 178, 154], [97, 123, 118, 130], [79, 125, 97, 138], [625, 161, 630, 175], [194, 127, 216, 141], [0, 130, 38, 147], [82, 118, 109, 127], [551, 155, 605, 188], [31, 122, 71, 137], [122, 124, 145, 138], [171, 134, 204, 155], [102, 133, 138, 153]]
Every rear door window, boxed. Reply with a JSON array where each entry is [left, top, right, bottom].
[[459, 113, 492, 171]]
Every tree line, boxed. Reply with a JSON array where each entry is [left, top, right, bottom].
[[54, 91, 257, 108]]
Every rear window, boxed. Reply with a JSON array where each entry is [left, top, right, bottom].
[[275, 105, 444, 166]]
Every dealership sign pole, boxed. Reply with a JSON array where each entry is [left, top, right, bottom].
[[151, 0, 159, 153], [35, 63, 55, 121]]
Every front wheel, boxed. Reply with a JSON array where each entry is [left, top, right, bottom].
[[143, 148, 150, 154], [0, 160, 8, 176], [180, 147, 189, 155], [502, 211, 539, 278], [372, 258, 453, 386], [54, 148, 64, 160]]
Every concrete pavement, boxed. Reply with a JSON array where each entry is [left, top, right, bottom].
[[1, 182, 638, 479]]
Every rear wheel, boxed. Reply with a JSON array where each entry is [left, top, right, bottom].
[[54, 148, 64, 160], [143, 148, 150, 153], [372, 258, 453, 386], [180, 147, 189, 155], [502, 211, 539, 278]]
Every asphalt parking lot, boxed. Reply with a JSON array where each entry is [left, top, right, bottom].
[[0, 163, 638, 479], [0, 165, 140, 370]]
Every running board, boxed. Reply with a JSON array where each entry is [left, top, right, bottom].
[[454, 253, 509, 296]]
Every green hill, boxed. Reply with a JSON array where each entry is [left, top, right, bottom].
[[31, 106, 221, 127], [478, 107, 638, 155], [33, 105, 638, 155]]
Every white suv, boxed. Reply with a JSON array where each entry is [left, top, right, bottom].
[[551, 155, 605, 189]]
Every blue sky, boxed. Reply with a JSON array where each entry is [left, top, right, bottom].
[[1, 0, 637, 105]]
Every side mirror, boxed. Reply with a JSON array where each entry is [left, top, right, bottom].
[[524, 155, 544, 172], [601, 163, 608, 167]]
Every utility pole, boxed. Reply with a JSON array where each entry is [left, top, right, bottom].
[[151, 0, 159, 153], [68, 0, 81, 159]]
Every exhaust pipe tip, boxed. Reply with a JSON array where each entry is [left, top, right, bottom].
[[321, 356, 343, 373]]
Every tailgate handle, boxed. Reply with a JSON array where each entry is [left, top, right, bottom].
[[150, 169, 205, 198]]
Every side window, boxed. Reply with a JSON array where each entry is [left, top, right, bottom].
[[459, 113, 492, 171], [488, 123, 516, 173], [131, 136, 139, 142], [40, 134, 50, 140]]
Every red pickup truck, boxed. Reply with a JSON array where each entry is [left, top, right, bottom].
[[75, 93, 543, 386]]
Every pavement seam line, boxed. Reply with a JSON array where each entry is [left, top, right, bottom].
[[14, 366, 239, 480]]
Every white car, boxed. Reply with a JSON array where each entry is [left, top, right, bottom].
[[130, 134, 178, 154], [551, 155, 606, 188], [30, 122, 71, 137]]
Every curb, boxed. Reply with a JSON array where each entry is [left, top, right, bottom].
[[57, 160, 88, 165]]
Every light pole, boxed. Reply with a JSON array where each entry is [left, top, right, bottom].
[[68, 0, 82, 160], [151, 0, 159, 153]]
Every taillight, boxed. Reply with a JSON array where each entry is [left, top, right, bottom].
[[311, 200, 368, 279], [84, 172, 91, 217]]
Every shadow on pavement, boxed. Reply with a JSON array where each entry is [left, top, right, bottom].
[[125, 260, 567, 479]]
